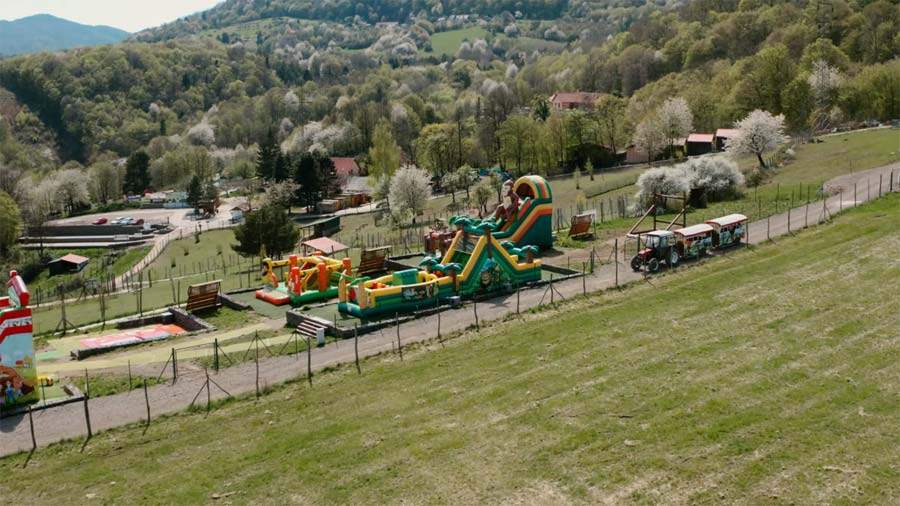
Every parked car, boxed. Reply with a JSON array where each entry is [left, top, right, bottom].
[[110, 217, 124, 224], [92, 217, 108, 225], [133, 218, 144, 225]]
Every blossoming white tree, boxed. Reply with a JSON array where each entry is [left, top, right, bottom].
[[389, 166, 432, 219], [633, 114, 667, 161], [657, 97, 693, 153], [726, 110, 788, 168]]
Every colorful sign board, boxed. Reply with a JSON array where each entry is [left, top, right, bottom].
[[0, 271, 37, 410]]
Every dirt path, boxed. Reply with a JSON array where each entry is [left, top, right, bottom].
[[2, 164, 897, 457]]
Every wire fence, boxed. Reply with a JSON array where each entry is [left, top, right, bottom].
[[4, 168, 899, 458]]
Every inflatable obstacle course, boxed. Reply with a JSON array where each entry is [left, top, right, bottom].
[[255, 255, 359, 306], [339, 222, 542, 318], [425, 175, 554, 254]]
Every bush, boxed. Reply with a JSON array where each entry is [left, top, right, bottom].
[[636, 157, 744, 208], [635, 166, 692, 206], [685, 157, 744, 205]]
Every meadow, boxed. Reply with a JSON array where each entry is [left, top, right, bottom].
[[4, 193, 898, 504]]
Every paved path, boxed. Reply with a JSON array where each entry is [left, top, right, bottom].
[[2, 164, 897, 457]]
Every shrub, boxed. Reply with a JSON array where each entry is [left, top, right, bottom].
[[636, 157, 744, 208], [684, 157, 744, 205], [635, 166, 691, 206]]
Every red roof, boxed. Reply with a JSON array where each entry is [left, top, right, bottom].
[[330, 157, 360, 177], [715, 128, 740, 138], [687, 133, 714, 143], [58, 253, 89, 264], [301, 237, 349, 255], [549, 92, 602, 106]]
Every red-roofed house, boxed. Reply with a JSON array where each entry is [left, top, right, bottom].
[[549, 92, 602, 111], [686, 133, 714, 156], [330, 157, 361, 178], [715, 128, 740, 151]]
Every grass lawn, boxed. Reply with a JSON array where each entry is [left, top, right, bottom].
[[4, 193, 897, 503], [422, 26, 489, 56], [18, 245, 150, 295]]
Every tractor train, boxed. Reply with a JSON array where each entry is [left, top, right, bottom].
[[630, 214, 748, 273]]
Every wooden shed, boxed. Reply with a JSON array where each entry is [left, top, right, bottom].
[[48, 253, 89, 275]]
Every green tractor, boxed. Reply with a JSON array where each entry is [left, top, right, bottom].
[[630, 230, 680, 273]]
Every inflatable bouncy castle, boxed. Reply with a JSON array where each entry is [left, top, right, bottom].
[[0, 271, 37, 410]]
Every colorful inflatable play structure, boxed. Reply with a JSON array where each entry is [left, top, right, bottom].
[[255, 255, 356, 306], [339, 175, 555, 319], [340, 222, 545, 319], [0, 271, 37, 410], [424, 175, 554, 253]]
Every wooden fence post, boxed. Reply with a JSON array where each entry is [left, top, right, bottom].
[[144, 379, 151, 425], [28, 405, 36, 451], [354, 325, 360, 375], [614, 238, 619, 287], [396, 313, 403, 360], [306, 336, 312, 386]]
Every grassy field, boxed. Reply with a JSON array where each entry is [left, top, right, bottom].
[[423, 27, 489, 56], [4, 193, 897, 503], [16, 245, 150, 295]]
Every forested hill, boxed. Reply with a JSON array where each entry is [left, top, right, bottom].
[[0, 14, 128, 56], [134, 0, 638, 42], [0, 0, 896, 184]]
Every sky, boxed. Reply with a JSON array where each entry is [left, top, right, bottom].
[[0, 0, 224, 33]]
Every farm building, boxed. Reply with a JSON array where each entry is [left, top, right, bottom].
[[686, 133, 715, 156], [715, 128, 740, 151], [549, 92, 602, 111], [48, 253, 89, 275], [621, 144, 649, 164], [331, 157, 361, 178]]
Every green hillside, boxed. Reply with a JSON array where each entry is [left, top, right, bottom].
[[4, 194, 898, 503]]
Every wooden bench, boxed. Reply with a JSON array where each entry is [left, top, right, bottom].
[[185, 280, 221, 312], [568, 212, 595, 239], [357, 246, 390, 277]]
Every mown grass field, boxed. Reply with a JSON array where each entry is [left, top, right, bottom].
[[4, 193, 898, 504], [423, 26, 489, 56]]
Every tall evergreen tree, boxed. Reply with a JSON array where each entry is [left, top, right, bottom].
[[256, 128, 279, 179], [273, 151, 291, 182], [292, 152, 338, 212], [123, 150, 151, 195], [186, 175, 203, 213], [232, 204, 299, 259]]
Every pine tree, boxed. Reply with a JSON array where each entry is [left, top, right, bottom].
[[186, 175, 203, 213], [256, 128, 279, 179], [124, 150, 151, 195], [272, 151, 291, 182], [232, 204, 299, 259]]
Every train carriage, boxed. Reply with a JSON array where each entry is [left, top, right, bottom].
[[705, 214, 748, 248], [673, 223, 715, 260]]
